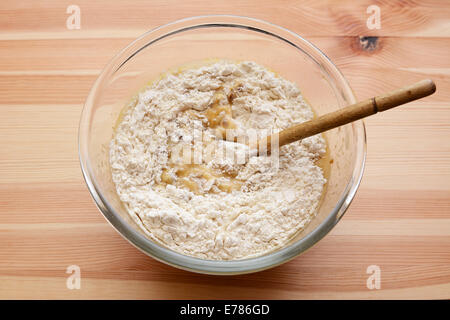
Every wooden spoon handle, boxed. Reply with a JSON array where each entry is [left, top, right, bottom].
[[258, 79, 436, 152]]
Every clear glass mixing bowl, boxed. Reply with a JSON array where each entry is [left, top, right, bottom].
[[79, 15, 366, 275]]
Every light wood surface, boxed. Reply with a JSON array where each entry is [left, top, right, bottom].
[[1, 0, 449, 299]]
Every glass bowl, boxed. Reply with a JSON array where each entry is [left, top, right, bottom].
[[79, 15, 366, 275]]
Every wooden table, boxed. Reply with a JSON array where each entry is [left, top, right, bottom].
[[1, 0, 449, 299]]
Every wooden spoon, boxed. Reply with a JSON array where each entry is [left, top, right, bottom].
[[253, 79, 436, 154]]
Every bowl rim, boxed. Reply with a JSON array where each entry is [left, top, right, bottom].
[[79, 14, 366, 275]]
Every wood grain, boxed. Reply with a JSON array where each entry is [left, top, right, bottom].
[[0, 0, 449, 299]]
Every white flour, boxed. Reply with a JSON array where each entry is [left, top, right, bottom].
[[109, 61, 326, 260]]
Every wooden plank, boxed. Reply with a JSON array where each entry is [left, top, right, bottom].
[[1, 275, 448, 299], [1, 37, 450, 72], [0, 104, 81, 183], [0, 0, 449, 38], [0, 67, 448, 105], [1, 226, 449, 282]]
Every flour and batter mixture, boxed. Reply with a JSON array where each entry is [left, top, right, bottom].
[[109, 60, 327, 260]]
